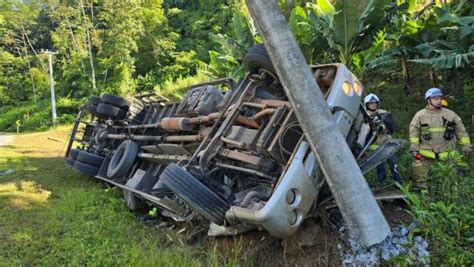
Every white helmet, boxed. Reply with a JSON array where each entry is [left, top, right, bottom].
[[425, 88, 443, 100], [364, 93, 380, 105]]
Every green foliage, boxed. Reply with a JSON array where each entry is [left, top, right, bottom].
[[156, 69, 211, 100], [411, 6, 474, 69], [207, 11, 257, 78], [399, 161, 474, 265], [287, 0, 406, 69], [0, 98, 81, 132]]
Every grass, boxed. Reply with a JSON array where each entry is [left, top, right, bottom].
[[0, 126, 211, 266]]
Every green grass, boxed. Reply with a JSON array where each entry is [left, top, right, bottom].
[[0, 127, 210, 266]]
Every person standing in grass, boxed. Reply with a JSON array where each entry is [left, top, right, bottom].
[[364, 93, 402, 186], [409, 88, 472, 189]]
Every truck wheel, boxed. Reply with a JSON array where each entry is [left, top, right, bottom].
[[161, 163, 230, 225], [243, 44, 276, 76], [68, 148, 80, 160], [107, 140, 138, 179], [96, 103, 120, 118], [73, 161, 99, 176], [96, 103, 128, 120], [65, 158, 75, 167], [85, 96, 102, 117], [123, 189, 145, 211], [85, 104, 98, 116], [101, 94, 130, 109], [89, 96, 101, 105], [76, 150, 105, 167]]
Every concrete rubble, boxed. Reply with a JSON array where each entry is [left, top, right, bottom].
[[338, 223, 430, 265]]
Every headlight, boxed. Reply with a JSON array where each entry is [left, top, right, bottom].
[[342, 81, 354, 96], [354, 81, 363, 96]]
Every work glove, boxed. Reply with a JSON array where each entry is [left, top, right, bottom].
[[461, 145, 472, 156]]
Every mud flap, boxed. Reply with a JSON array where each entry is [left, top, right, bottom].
[[357, 139, 405, 174]]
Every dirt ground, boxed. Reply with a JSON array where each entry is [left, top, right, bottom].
[[192, 196, 412, 266]]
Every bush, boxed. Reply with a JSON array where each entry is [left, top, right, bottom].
[[155, 70, 212, 100], [0, 97, 86, 132], [56, 97, 85, 115], [400, 159, 474, 265]]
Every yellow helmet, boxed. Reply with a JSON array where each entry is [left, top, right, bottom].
[[442, 99, 448, 107]]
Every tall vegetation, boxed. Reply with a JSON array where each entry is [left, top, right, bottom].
[[0, 0, 472, 127]]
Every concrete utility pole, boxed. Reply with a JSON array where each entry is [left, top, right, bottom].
[[245, 0, 390, 246], [41, 49, 58, 124]]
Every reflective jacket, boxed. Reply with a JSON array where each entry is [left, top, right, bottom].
[[409, 106, 471, 159]]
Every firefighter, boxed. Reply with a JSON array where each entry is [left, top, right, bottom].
[[364, 93, 402, 185], [409, 88, 472, 188]]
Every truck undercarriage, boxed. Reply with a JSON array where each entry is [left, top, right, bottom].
[[65, 45, 402, 238]]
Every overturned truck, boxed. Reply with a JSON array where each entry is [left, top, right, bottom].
[[65, 45, 401, 238]]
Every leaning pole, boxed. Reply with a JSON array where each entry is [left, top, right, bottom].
[[246, 0, 390, 246]]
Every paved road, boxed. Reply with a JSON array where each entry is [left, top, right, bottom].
[[0, 135, 14, 146]]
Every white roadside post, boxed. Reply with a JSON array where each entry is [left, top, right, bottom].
[[40, 49, 58, 124]]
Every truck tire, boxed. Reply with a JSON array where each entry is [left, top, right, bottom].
[[76, 150, 105, 167], [161, 163, 230, 225], [123, 189, 145, 211], [68, 148, 80, 160], [101, 94, 130, 109], [86, 104, 98, 116], [243, 44, 276, 76], [96, 103, 127, 120], [107, 140, 138, 179], [73, 161, 99, 176], [85, 96, 102, 117], [65, 158, 75, 167], [89, 96, 101, 105]]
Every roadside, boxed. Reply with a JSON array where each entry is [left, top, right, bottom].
[[0, 126, 209, 266]]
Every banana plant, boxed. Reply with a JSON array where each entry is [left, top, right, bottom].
[[364, 0, 441, 94], [411, 9, 474, 69], [207, 11, 258, 78], [290, 0, 406, 68], [410, 3, 474, 96]]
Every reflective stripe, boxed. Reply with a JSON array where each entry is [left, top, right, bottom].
[[428, 127, 445, 133], [409, 137, 419, 144], [419, 150, 460, 160], [419, 149, 467, 167], [369, 144, 379, 151], [419, 150, 438, 159], [458, 137, 471, 145], [438, 151, 452, 160]]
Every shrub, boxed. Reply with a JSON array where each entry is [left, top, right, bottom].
[[400, 159, 474, 265], [0, 97, 86, 132]]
